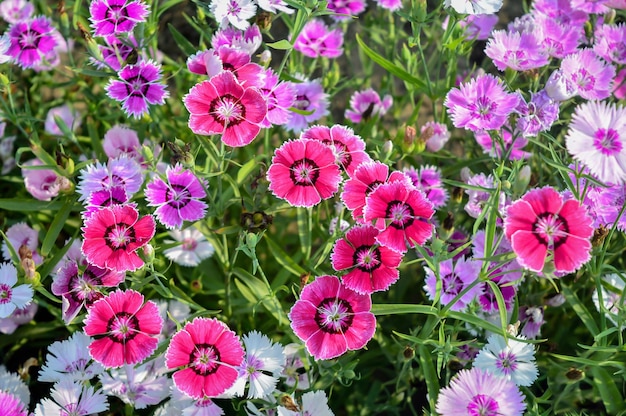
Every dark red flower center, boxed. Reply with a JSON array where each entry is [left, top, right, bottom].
[[314, 297, 354, 334], [189, 343, 221, 375], [533, 212, 569, 248], [104, 4, 129, 25], [107, 311, 140, 342], [353, 245, 382, 272], [289, 158, 319, 186], [165, 183, 192, 209], [104, 221, 136, 250], [209, 94, 245, 127], [385, 200, 415, 229]]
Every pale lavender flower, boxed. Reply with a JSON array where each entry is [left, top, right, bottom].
[[161, 385, 224, 415], [474, 334, 538, 386], [565, 101, 626, 185], [345, 88, 393, 124], [281, 344, 310, 390], [515, 90, 559, 137], [571, 0, 610, 13], [327, 0, 366, 20], [211, 25, 263, 55], [0, 33, 12, 64], [21, 158, 61, 201], [2, 222, 41, 264], [0, 263, 33, 319], [100, 357, 171, 409], [211, 0, 257, 30], [0, 303, 37, 334], [587, 184, 626, 231], [458, 14, 498, 40], [77, 156, 144, 201], [561, 49, 616, 100], [0, 391, 28, 416], [278, 391, 334, 416], [145, 164, 208, 229], [375, 0, 402, 11], [89, 0, 149, 37], [106, 60, 169, 119], [485, 30, 549, 72], [163, 228, 215, 267], [444, 0, 503, 14], [257, 0, 294, 14], [519, 306, 544, 338], [329, 217, 350, 235], [44, 104, 81, 136], [445, 73, 519, 132], [258, 68, 296, 128], [102, 124, 142, 160], [294, 19, 344, 59], [6, 16, 58, 69], [403, 165, 448, 209], [545, 69, 577, 101], [592, 273, 626, 327], [0, 365, 30, 405], [424, 258, 482, 311], [240, 331, 285, 399], [157, 299, 190, 340], [594, 23, 626, 65], [436, 368, 526, 416], [285, 75, 329, 133], [464, 171, 507, 218], [35, 379, 109, 415], [39, 332, 105, 383], [0, 0, 34, 24], [422, 121, 450, 152]]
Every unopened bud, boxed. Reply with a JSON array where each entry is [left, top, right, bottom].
[[279, 394, 299, 412], [513, 165, 531, 195], [591, 225, 609, 247], [190, 279, 203, 293], [18, 245, 32, 261], [142, 244, 155, 262], [258, 50, 271, 66], [403, 345, 415, 360], [382, 140, 393, 158], [21, 258, 37, 281], [565, 367, 584, 382], [256, 11, 272, 31], [451, 186, 464, 204]]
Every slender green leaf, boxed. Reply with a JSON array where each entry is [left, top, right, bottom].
[[297, 208, 311, 260], [168, 23, 197, 57], [41, 198, 74, 256], [266, 40, 293, 50], [591, 367, 626, 414], [371, 304, 439, 316], [237, 158, 258, 185], [0, 199, 80, 212], [418, 345, 440, 410], [562, 284, 599, 337], [264, 235, 307, 277]]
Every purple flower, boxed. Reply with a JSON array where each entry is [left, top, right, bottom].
[[89, 0, 149, 37], [458, 14, 499, 40], [0, 0, 34, 24], [77, 156, 144, 201], [106, 60, 169, 119], [0, 303, 37, 335], [535, 15, 581, 59], [444, 73, 520, 132], [1, 222, 42, 264], [464, 171, 508, 219], [6, 16, 58, 69], [403, 165, 448, 209], [519, 306, 545, 338], [571, 0, 610, 13], [532, 0, 589, 28], [102, 124, 142, 160], [423, 258, 482, 312], [565, 101, 626, 185], [0, 391, 28, 416], [21, 158, 62, 202], [83, 186, 130, 220], [485, 30, 549, 72], [515, 90, 559, 137], [422, 121, 450, 152], [145, 165, 208, 229], [257, 68, 296, 128], [436, 368, 526, 416], [594, 23, 626, 65], [375, 0, 402, 11], [211, 24, 262, 55], [588, 183, 626, 231], [561, 49, 616, 100], [327, 0, 366, 20], [45, 104, 82, 136], [294, 19, 344, 59], [93, 34, 139, 71], [345, 88, 393, 124], [285, 75, 329, 133]]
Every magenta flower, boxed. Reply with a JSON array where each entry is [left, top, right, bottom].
[[52, 261, 125, 324], [594, 23, 626, 65], [267, 138, 342, 208], [0, 391, 28, 416], [341, 161, 390, 222], [504, 187, 594, 274], [106, 60, 169, 119], [327, 0, 366, 19], [532, 0, 589, 27], [211, 24, 262, 55], [485, 30, 549, 71], [184, 71, 267, 147], [331, 225, 403, 294], [93, 34, 139, 71], [89, 0, 149, 37], [165, 317, 245, 399], [565, 101, 626, 185], [301, 124, 372, 177], [375, 0, 402, 10], [444, 74, 520, 132], [21, 158, 61, 202], [364, 179, 434, 253], [6, 16, 58, 69], [424, 258, 482, 311], [84, 289, 162, 368], [0, 0, 34, 24], [257, 68, 295, 128], [294, 19, 344, 59], [436, 368, 526, 416], [403, 165, 448, 209], [285, 75, 329, 133], [289, 275, 376, 360], [81, 205, 155, 272], [345, 88, 393, 124], [208, 46, 264, 86], [571, 0, 610, 13], [561, 49, 616, 100], [145, 164, 208, 229]]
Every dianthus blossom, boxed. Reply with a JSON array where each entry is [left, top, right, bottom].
[[561, 49, 616, 100], [485, 30, 549, 71], [444, 0, 503, 14], [0, 263, 33, 319], [294, 19, 344, 59], [89, 0, 149, 37], [6, 15, 58, 69], [423, 257, 482, 311], [285, 76, 329, 133], [474, 334, 538, 386], [345, 88, 393, 124]]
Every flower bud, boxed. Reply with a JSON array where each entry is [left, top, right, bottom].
[[513, 165, 531, 195], [545, 70, 576, 101]]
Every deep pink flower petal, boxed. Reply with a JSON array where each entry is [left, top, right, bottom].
[[306, 330, 347, 360], [344, 312, 377, 350], [553, 234, 592, 273], [510, 230, 548, 272]]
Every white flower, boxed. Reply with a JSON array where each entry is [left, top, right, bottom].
[[212, 0, 257, 30], [163, 228, 215, 267], [0, 34, 11, 64], [281, 343, 310, 390], [0, 263, 33, 318], [0, 365, 30, 405], [593, 273, 626, 327], [35, 379, 109, 416], [257, 0, 294, 14], [160, 385, 224, 415], [444, 0, 503, 14], [38, 332, 104, 383], [278, 390, 334, 416], [474, 333, 538, 386], [237, 331, 286, 399]]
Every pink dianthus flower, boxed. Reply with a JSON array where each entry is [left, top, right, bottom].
[[485, 30, 549, 71], [294, 19, 344, 59], [561, 49, 616, 100]]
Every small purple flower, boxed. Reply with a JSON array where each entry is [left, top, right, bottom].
[[594, 23, 626, 65], [519, 306, 545, 338], [1, 222, 41, 264], [475, 126, 531, 160], [588, 183, 626, 231], [327, 0, 366, 20], [0, 0, 34, 24], [77, 156, 144, 201], [106, 60, 169, 119], [444, 73, 519, 132], [211, 24, 262, 55], [422, 121, 450, 152], [345, 88, 393, 124], [515, 90, 559, 137], [285, 75, 329, 133], [464, 171, 508, 219], [0, 303, 37, 335], [294, 19, 344, 59], [458, 14, 499, 40], [403, 165, 448, 209], [102, 124, 142, 160], [93, 34, 139, 71], [485, 29, 549, 72], [436, 368, 526, 416], [45, 104, 82, 136], [561, 49, 616, 100], [423, 258, 482, 311], [89, 0, 149, 37], [545, 69, 577, 101], [145, 165, 208, 229], [21, 158, 61, 201], [6, 16, 58, 69], [258, 68, 295, 128]]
